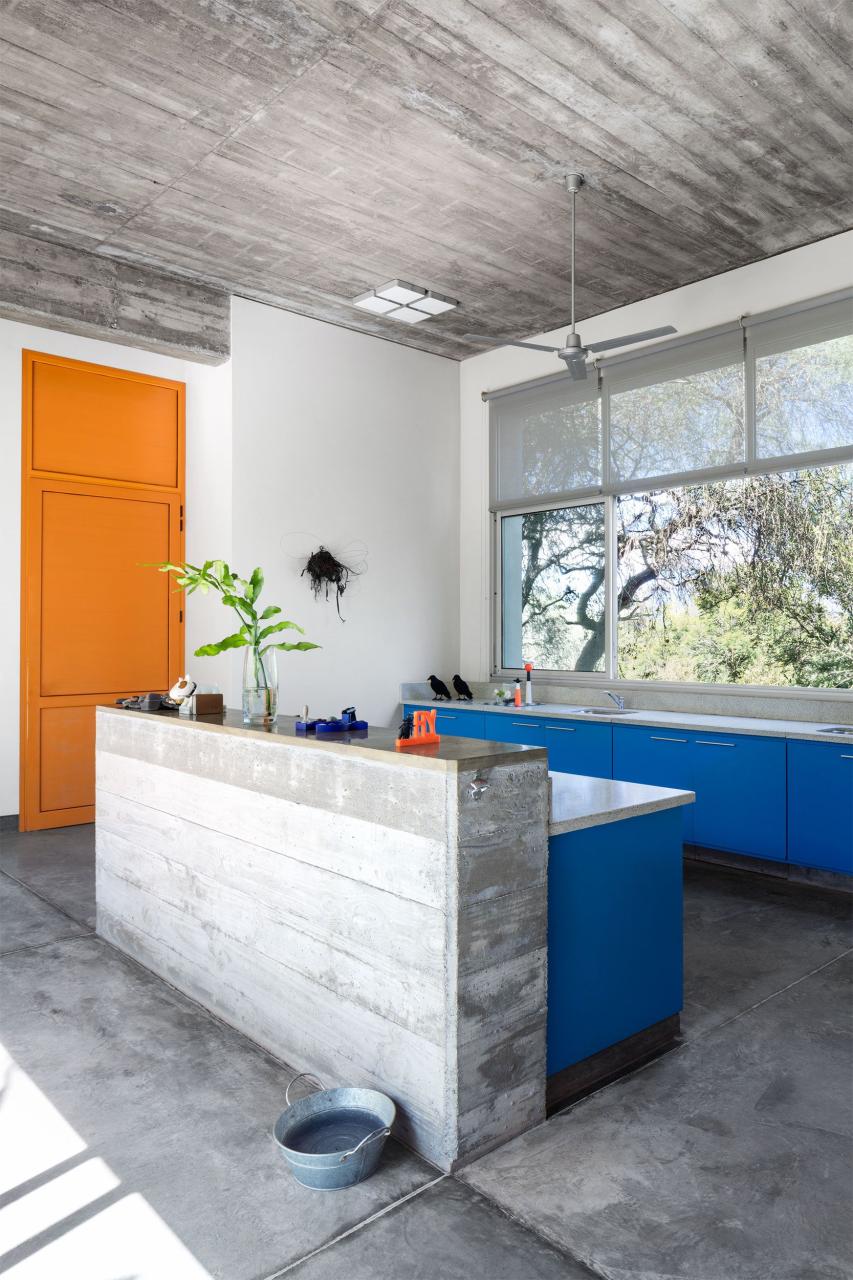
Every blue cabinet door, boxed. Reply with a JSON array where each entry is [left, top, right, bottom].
[[788, 740, 853, 874], [548, 807, 683, 1074], [481, 712, 546, 746], [612, 725, 694, 842], [402, 705, 485, 739], [689, 731, 786, 861], [544, 721, 612, 778]]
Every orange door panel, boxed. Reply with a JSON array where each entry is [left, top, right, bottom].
[[20, 352, 184, 831], [30, 354, 182, 488], [40, 489, 172, 695]]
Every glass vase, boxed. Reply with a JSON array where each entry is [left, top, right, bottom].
[[242, 646, 278, 725]]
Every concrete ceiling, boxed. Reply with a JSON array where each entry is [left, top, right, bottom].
[[2, 0, 851, 360]]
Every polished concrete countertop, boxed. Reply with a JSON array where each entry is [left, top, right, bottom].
[[549, 772, 694, 837], [100, 705, 547, 773], [400, 692, 853, 744]]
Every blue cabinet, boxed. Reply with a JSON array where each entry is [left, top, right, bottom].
[[788, 740, 853, 874], [482, 712, 611, 776], [548, 806, 683, 1075], [544, 721, 611, 778], [613, 725, 695, 842], [614, 725, 787, 860], [481, 712, 545, 746], [690, 731, 786, 861]]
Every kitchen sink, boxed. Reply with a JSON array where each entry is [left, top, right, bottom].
[[582, 707, 634, 716], [817, 725, 853, 735]]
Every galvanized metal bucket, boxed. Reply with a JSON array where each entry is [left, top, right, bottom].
[[272, 1073, 395, 1191]]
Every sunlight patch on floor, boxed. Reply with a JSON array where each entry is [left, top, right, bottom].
[[0, 1046, 86, 1192], [0, 1047, 214, 1279]]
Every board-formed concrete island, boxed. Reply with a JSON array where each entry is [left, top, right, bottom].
[[95, 706, 694, 1170], [95, 706, 552, 1171]]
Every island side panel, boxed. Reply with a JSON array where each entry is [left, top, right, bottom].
[[95, 710, 454, 1166], [452, 757, 550, 1164], [546, 805, 684, 1078]]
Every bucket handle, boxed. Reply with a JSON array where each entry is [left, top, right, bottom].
[[339, 1126, 392, 1164], [285, 1072, 326, 1108]]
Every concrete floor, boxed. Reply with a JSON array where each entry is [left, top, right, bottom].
[[1, 826, 850, 1279]]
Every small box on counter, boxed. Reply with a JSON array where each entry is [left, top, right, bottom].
[[179, 691, 224, 717]]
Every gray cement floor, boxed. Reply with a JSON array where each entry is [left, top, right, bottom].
[[1, 825, 850, 1279]]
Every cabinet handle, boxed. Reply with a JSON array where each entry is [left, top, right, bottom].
[[695, 739, 735, 747], [512, 721, 537, 728], [440, 715, 456, 719], [842, 754, 853, 760], [548, 726, 576, 733], [650, 735, 687, 743]]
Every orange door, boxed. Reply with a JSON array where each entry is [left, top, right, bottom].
[[20, 352, 185, 830]]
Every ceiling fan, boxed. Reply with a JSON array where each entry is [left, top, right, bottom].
[[465, 174, 676, 380]]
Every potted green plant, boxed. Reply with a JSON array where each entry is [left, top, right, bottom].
[[157, 560, 318, 725]]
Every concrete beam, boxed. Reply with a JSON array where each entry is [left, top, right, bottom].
[[0, 229, 230, 364]]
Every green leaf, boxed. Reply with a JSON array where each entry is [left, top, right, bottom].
[[263, 640, 321, 654], [258, 619, 305, 642], [194, 632, 250, 657], [260, 605, 281, 619], [248, 567, 264, 602]]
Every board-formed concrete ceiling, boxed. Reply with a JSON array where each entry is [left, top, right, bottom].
[[2, 0, 851, 360]]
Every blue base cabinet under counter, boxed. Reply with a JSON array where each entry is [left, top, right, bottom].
[[613, 724, 787, 861], [612, 726, 695, 842], [481, 713, 546, 747], [690, 731, 786, 862], [547, 806, 684, 1078], [788, 740, 853, 874], [543, 721, 612, 779]]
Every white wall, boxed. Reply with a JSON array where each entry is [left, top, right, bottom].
[[230, 298, 459, 728], [0, 318, 232, 816], [459, 230, 853, 680]]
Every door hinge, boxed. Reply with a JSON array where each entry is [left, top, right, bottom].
[[179, 504, 184, 532]]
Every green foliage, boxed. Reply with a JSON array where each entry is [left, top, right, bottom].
[[155, 560, 320, 660], [616, 466, 853, 689], [517, 464, 852, 689]]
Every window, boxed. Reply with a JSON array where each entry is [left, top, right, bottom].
[[501, 503, 605, 672], [492, 290, 853, 688], [616, 465, 853, 688]]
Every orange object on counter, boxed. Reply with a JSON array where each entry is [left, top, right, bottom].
[[396, 708, 440, 749]]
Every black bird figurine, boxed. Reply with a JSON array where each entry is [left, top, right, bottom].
[[453, 674, 474, 701], [428, 674, 452, 701]]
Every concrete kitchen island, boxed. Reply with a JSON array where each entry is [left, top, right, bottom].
[[95, 706, 694, 1171], [95, 706, 551, 1172]]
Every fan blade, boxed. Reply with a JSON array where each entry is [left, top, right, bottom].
[[585, 325, 676, 354], [464, 334, 562, 354]]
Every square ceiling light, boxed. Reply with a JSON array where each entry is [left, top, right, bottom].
[[375, 280, 425, 306], [351, 280, 460, 323], [388, 305, 430, 324], [411, 291, 457, 316], [352, 290, 400, 315]]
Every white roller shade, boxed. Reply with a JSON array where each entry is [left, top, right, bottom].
[[491, 375, 601, 508], [602, 326, 745, 485]]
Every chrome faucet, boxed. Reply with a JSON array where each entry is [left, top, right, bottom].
[[605, 690, 625, 711]]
